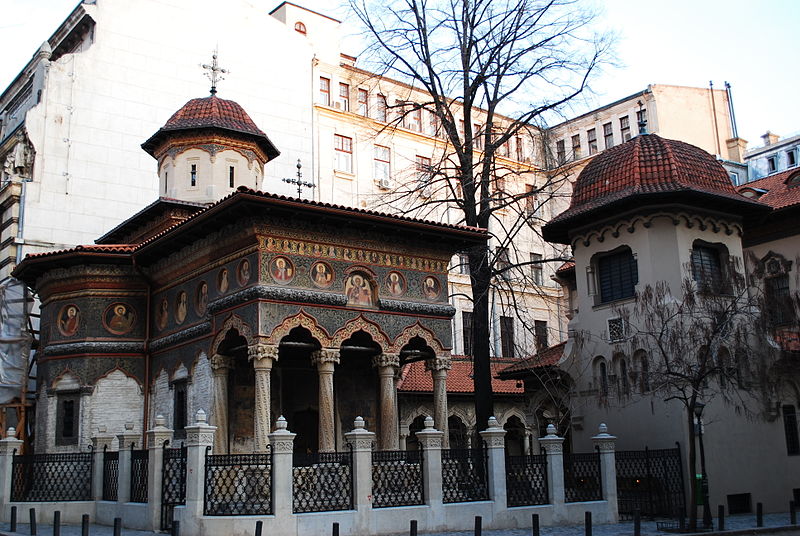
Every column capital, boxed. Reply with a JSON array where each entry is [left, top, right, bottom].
[[344, 416, 376, 452], [478, 416, 507, 448], [185, 410, 216, 448], [538, 424, 565, 454], [210, 354, 233, 373], [268, 416, 297, 454], [372, 352, 399, 369], [311, 348, 340, 366], [425, 356, 452, 372], [591, 423, 617, 453], [416, 416, 444, 449], [248, 343, 279, 365]]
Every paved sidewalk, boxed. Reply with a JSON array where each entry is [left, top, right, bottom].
[[0, 513, 796, 535]]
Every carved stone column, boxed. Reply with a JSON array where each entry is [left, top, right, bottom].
[[210, 354, 232, 454], [426, 356, 451, 448], [311, 348, 340, 452], [249, 343, 278, 453], [372, 352, 400, 450]]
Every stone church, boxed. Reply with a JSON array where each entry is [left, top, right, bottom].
[[13, 92, 486, 454]]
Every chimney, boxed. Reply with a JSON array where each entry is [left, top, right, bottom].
[[725, 137, 748, 163], [761, 131, 780, 146]]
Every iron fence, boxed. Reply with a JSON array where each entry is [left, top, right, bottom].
[[441, 447, 489, 503], [102, 448, 119, 501], [161, 443, 187, 529], [371, 449, 424, 508], [505, 453, 548, 507], [292, 450, 353, 513], [129, 448, 148, 503], [564, 450, 602, 502], [204, 448, 273, 516], [11, 450, 93, 502], [616, 445, 685, 519]]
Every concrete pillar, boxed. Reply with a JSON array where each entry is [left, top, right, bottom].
[[268, 416, 296, 519], [0, 428, 24, 515], [416, 416, 444, 511], [116, 422, 141, 504], [344, 416, 376, 532], [479, 416, 507, 508], [91, 427, 115, 501], [146, 415, 174, 530], [592, 423, 619, 522], [249, 343, 278, 453], [372, 353, 399, 450], [425, 356, 451, 448], [210, 354, 232, 454], [311, 349, 340, 452], [181, 410, 216, 534], [539, 424, 565, 516]]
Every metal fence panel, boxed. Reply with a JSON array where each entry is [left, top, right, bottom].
[[616, 446, 685, 519], [204, 450, 273, 516], [292, 450, 353, 513], [161, 444, 187, 529], [129, 449, 148, 503], [506, 454, 548, 507], [102, 449, 119, 502], [371, 449, 424, 508], [564, 451, 602, 502], [441, 447, 489, 503], [11, 451, 93, 502]]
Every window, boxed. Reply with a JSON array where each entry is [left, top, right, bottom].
[[56, 394, 80, 446], [334, 134, 353, 173], [534, 320, 548, 352], [338, 83, 350, 111], [691, 243, 725, 293], [407, 107, 422, 132], [173, 380, 188, 439], [571, 134, 581, 160], [525, 184, 538, 214], [357, 89, 368, 116], [638, 352, 650, 393], [618, 358, 630, 396], [190, 163, 197, 187], [319, 77, 330, 106], [462, 311, 473, 356], [458, 253, 470, 275], [598, 360, 609, 396], [515, 136, 524, 161], [636, 108, 647, 131], [767, 155, 777, 173], [597, 248, 638, 303], [556, 139, 566, 165], [376, 95, 387, 122], [620, 116, 631, 142], [587, 128, 597, 155], [500, 316, 515, 357], [229, 166, 235, 188], [495, 246, 510, 278], [784, 405, 799, 456], [603, 122, 614, 149], [474, 124, 483, 149], [373, 145, 390, 185], [729, 172, 740, 186], [766, 273, 791, 325], [530, 253, 543, 285], [427, 111, 441, 136], [164, 171, 168, 194], [415, 155, 432, 185], [294, 21, 307, 34], [788, 149, 797, 168]]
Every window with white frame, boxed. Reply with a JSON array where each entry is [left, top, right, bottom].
[[588, 128, 598, 155], [407, 107, 422, 132], [334, 134, 353, 173], [571, 134, 581, 160], [458, 253, 470, 275], [338, 83, 350, 111], [357, 89, 368, 116], [556, 139, 566, 165], [787, 149, 797, 168], [530, 253, 543, 285], [319, 77, 330, 106], [603, 122, 614, 149], [376, 95, 388, 122], [415, 155, 432, 185], [373, 145, 390, 185], [620, 116, 631, 142]]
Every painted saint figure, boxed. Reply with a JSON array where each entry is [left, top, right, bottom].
[[175, 291, 188, 324], [106, 303, 135, 335], [238, 259, 251, 285], [58, 305, 80, 337], [157, 298, 169, 330], [311, 262, 333, 288], [196, 281, 209, 315], [345, 273, 374, 307], [218, 268, 230, 294], [271, 256, 294, 283], [386, 271, 405, 296], [423, 276, 440, 300]]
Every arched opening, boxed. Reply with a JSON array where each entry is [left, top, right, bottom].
[[399, 335, 436, 365], [448, 415, 468, 449], [337, 330, 381, 440], [216, 328, 253, 453], [406, 414, 426, 451], [504, 415, 527, 455]]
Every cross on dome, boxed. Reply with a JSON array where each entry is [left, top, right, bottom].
[[201, 49, 229, 96]]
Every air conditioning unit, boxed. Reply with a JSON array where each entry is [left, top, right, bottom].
[[377, 178, 391, 189], [334, 102, 341, 109], [607, 317, 626, 342]]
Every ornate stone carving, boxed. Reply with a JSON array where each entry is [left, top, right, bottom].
[[393, 322, 447, 354], [248, 343, 279, 363], [209, 354, 233, 372], [591, 422, 617, 453], [44, 341, 146, 356], [372, 353, 399, 369], [150, 322, 212, 351], [311, 348, 340, 366], [268, 310, 332, 347], [330, 314, 391, 349], [425, 356, 452, 372], [209, 314, 254, 356], [478, 416, 507, 448]]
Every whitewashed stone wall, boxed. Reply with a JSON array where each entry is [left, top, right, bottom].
[[88, 370, 143, 449]]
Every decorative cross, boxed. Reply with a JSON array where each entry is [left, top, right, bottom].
[[201, 49, 229, 96], [282, 159, 316, 198]]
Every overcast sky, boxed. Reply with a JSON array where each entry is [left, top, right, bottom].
[[2, 0, 797, 147]]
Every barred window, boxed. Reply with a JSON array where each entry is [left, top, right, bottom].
[[57, 394, 80, 446], [597, 248, 638, 303], [691, 243, 726, 293], [766, 274, 791, 325], [783, 405, 799, 456], [500, 316, 515, 358]]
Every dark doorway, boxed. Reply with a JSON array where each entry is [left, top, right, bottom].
[[292, 408, 319, 454]]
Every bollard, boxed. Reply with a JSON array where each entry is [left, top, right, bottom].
[[171, 520, 180, 536], [255, 520, 263, 536], [474, 515, 482, 536], [410, 519, 418, 536], [718, 505, 725, 531], [585, 511, 592, 536], [53, 511, 60, 536], [29, 507, 37, 536], [532, 513, 540, 536], [113, 517, 121, 536], [10, 505, 17, 532], [633, 509, 641, 536], [81, 514, 89, 536], [332, 522, 339, 536], [791, 500, 796, 525], [757, 502, 763, 527]]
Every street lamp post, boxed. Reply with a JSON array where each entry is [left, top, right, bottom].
[[694, 401, 712, 529]]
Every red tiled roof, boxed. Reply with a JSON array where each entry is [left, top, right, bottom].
[[496, 342, 566, 376], [737, 169, 800, 210], [397, 357, 523, 394], [556, 261, 575, 274]]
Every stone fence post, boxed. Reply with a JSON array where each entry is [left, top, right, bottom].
[[182, 410, 215, 535], [146, 415, 174, 530], [344, 416, 375, 533], [91, 427, 115, 501], [591, 423, 618, 522], [479, 416, 507, 509], [269, 416, 296, 520], [417, 416, 444, 514], [0, 427, 23, 517], [116, 422, 141, 504], [539, 424, 565, 516]]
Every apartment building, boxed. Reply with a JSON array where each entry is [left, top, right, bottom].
[[745, 130, 800, 182]]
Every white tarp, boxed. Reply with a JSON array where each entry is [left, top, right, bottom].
[[0, 278, 32, 405]]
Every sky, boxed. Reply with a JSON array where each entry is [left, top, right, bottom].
[[1, 0, 798, 147]]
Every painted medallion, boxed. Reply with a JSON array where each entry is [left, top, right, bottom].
[[156, 298, 169, 330], [175, 291, 188, 325], [57, 304, 80, 337], [345, 272, 375, 307], [385, 271, 406, 296], [195, 281, 209, 316], [217, 268, 230, 294], [104, 303, 136, 335], [310, 261, 334, 289], [270, 256, 294, 284], [237, 259, 251, 286], [423, 276, 441, 300]]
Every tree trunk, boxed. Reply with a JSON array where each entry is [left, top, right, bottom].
[[469, 246, 494, 434], [687, 407, 698, 531]]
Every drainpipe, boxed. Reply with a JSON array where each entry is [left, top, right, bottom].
[[708, 81, 721, 156], [724, 82, 739, 139], [15, 178, 33, 265], [132, 257, 152, 447]]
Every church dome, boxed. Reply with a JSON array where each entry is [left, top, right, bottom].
[[543, 134, 767, 244]]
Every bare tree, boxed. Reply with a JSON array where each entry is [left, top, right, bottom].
[[349, 0, 611, 432]]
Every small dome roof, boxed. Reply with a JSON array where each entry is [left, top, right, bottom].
[[142, 95, 279, 161], [543, 134, 767, 244]]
